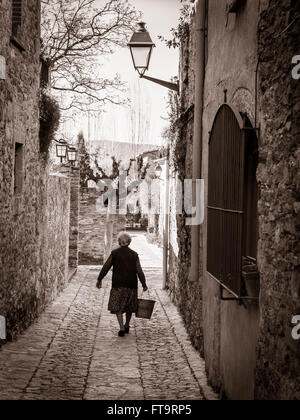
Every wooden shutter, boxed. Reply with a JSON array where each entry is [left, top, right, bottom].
[[14, 143, 24, 195], [207, 105, 245, 296]]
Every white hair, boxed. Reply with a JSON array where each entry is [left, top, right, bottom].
[[118, 232, 132, 247]]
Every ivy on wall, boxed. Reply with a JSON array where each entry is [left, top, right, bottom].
[[158, 0, 193, 48], [39, 89, 61, 158]]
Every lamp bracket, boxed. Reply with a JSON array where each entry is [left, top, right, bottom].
[[140, 74, 179, 93]]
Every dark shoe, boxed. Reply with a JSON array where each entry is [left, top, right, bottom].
[[118, 330, 125, 337], [125, 326, 130, 334]]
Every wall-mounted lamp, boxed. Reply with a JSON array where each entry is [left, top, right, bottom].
[[155, 165, 163, 179], [67, 147, 78, 166], [128, 22, 179, 93], [56, 139, 68, 163]]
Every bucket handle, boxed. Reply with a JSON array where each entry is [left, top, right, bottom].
[[141, 287, 153, 299]]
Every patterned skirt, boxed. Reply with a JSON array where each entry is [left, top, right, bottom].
[[108, 288, 138, 314]]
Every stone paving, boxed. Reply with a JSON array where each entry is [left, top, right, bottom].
[[0, 233, 218, 400]]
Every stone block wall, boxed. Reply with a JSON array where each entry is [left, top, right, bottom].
[[79, 188, 106, 265], [255, 0, 300, 400], [0, 1, 76, 340], [0, 166, 71, 339], [37, 173, 70, 307], [78, 188, 126, 265], [112, 215, 127, 248], [69, 167, 80, 268], [0, 0, 42, 338]]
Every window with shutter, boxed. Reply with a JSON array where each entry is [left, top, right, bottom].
[[41, 58, 51, 88], [12, 0, 22, 37], [207, 104, 259, 298], [227, 0, 247, 13], [14, 142, 24, 195]]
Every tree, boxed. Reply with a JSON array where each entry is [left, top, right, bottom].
[[77, 131, 135, 187], [77, 131, 98, 187], [41, 0, 141, 113]]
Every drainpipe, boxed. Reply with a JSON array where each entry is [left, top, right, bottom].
[[190, 0, 206, 284]]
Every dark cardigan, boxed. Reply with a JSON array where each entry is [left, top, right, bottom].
[[98, 246, 146, 290]]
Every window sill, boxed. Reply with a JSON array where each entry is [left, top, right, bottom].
[[13, 195, 24, 215], [207, 271, 259, 303], [10, 36, 25, 52]]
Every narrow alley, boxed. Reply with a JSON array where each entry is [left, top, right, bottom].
[[1, 0, 298, 402], [0, 233, 217, 401]]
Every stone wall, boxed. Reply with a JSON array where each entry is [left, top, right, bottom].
[[0, 0, 42, 338], [112, 215, 127, 250], [37, 173, 70, 306], [0, 166, 71, 339], [0, 1, 75, 340], [255, 0, 300, 400], [79, 187, 126, 265], [79, 188, 106, 265], [68, 167, 80, 268]]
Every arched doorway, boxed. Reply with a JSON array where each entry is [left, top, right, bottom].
[[205, 104, 260, 400], [207, 104, 259, 299]]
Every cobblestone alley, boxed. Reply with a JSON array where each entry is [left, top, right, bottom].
[[0, 233, 217, 401]]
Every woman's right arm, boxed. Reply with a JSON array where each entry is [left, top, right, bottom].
[[136, 257, 148, 291], [96, 254, 113, 288]]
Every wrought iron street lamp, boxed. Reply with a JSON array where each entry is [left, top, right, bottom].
[[128, 22, 155, 76], [67, 147, 77, 166], [128, 22, 179, 93], [56, 139, 68, 163]]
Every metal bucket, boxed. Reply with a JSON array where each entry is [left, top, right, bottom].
[[136, 299, 156, 319]]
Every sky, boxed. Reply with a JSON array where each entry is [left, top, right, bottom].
[[62, 0, 182, 147]]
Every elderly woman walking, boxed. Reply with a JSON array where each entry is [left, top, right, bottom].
[[96, 232, 148, 337]]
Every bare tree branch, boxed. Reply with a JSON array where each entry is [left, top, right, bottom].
[[41, 0, 141, 113]]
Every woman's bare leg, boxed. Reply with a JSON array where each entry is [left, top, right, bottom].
[[116, 313, 125, 331], [125, 312, 132, 328]]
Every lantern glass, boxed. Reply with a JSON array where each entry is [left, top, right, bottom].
[[130, 46, 153, 75], [67, 148, 77, 162], [56, 143, 67, 158], [155, 165, 163, 178]]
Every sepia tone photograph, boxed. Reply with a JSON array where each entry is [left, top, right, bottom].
[[0, 0, 299, 403]]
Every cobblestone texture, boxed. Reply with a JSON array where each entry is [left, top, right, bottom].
[[0, 234, 217, 401]]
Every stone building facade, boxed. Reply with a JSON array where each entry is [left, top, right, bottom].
[[167, 0, 299, 400], [0, 1, 79, 340]]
